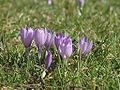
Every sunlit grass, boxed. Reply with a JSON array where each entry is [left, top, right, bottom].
[[0, 0, 120, 89]]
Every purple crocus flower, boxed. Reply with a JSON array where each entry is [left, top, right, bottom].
[[76, 0, 85, 7], [78, 37, 93, 57], [45, 51, 52, 69], [54, 32, 64, 50], [34, 28, 47, 59], [54, 33, 73, 59], [58, 36, 73, 59], [20, 27, 34, 54], [48, 0, 52, 5], [45, 30, 53, 51]]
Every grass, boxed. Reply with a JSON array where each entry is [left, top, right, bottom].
[[0, 0, 120, 89]]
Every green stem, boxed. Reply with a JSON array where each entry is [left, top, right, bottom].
[[78, 50, 82, 73], [38, 48, 42, 65], [26, 55, 30, 71], [26, 47, 30, 56]]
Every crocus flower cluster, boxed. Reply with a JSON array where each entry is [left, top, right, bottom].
[[20, 27, 52, 69], [54, 33, 73, 60], [20, 27, 93, 70]]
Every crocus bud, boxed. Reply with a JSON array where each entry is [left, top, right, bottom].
[[45, 30, 53, 51], [20, 27, 34, 53], [54, 32, 64, 50], [76, 0, 85, 7], [45, 51, 52, 69], [48, 0, 52, 5], [34, 28, 47, 52], [78, 37, 93, 57], [58, 36, 73, 59]]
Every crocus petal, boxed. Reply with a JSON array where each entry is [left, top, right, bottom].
[[84, 37, 88, 42], [64, 37, 73, 57], [58, 42, 66, 59], [78, 38, 84, 49], [54, 32, 63, 49], [82, 42, 88, 55], [34, 28, 47, 49], [45, 31, 53, 50], [26, 28, 34, 47], [48, 0, 52, 5], [20, 28, 27, 46], [45, 51, 52, 69], [85, 41, 93, 54], [77, 0, 85, 7], [64, 43, 73, 58], [44, 28, 48, 42]]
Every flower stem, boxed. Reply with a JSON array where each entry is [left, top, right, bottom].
[[26, 47, 30, 56], [77, 6, 82, 16], [38, 48, 42, 65], [78, 50, 82, 74]]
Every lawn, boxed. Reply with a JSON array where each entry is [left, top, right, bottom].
[[0, 0, 120, 89]]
